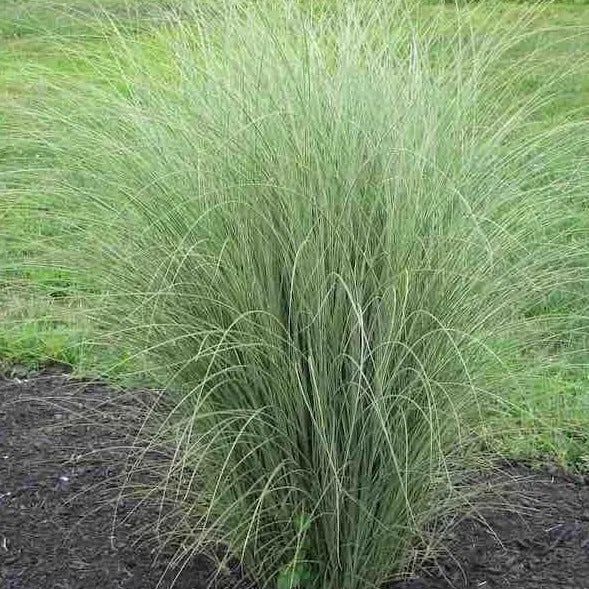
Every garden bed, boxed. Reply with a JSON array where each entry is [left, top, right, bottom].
[[1, 370, 588, 589]]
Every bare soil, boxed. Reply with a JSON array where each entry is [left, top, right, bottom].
[[1, 369, 588, 589]]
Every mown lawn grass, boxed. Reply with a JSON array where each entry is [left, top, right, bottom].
[[1, 0, 588, 471]]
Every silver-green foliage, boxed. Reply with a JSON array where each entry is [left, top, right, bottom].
[[24, 2, 588, 587]]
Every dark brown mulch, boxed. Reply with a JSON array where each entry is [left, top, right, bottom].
[[1, 369, 589, 589], [0, 368, 254, 589], [391, 466, 589, 589]]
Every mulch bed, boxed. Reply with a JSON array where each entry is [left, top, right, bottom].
[[1, 369, 589, 589]]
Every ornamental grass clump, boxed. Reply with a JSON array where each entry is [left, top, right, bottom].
[[19, 1, 588, 587]]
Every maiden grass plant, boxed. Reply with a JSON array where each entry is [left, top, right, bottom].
[[18, 1, 588, 587]]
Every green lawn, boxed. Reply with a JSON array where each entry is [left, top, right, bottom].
[[1, 0, 588, 470]]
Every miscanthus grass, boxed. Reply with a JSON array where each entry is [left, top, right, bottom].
[[15, 1, 588, 587]]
